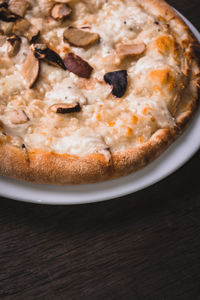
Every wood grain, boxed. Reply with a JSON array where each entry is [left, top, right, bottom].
[[0, 1, 200, 299]]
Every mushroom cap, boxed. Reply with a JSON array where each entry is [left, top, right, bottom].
[[64, 52, 93, 79], [49, 102, 81, 114], [63, 27, 100, 48], [50, 3, 72, 20], [21, 51, 40, 88]]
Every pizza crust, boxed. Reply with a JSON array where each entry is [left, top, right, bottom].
[[0, 0, 199, 185], [0, 127, 176, 184]]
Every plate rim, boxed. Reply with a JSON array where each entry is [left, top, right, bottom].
[[0, 10, 199, 205]]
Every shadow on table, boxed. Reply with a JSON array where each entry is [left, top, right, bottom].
[[0, 151, 199, 230]]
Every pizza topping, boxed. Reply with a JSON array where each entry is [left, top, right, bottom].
[[7, 34, 21, 57], [31, 43, 66, 70], [63, 27, 100, 48], [0, 5, 17, 22], [116, 43, 146, 58], [64, 52, 93, 78], [0, 19, 14, 34], [12, 19, 40, 43], [9, 109, 29, 124], [0, 1, 8, 9], [8, 0, 29, 18], [0, 0, 196, 159], [50, 3, 72, 21], [21, 51, 40, 88], [0, 120, 4, 132], [46, 79, 88, 105], [49, 102, 81, 114], [104, 70, 128, 98]]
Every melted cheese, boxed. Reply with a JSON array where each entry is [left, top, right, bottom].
[[0, 0, 186, 155]]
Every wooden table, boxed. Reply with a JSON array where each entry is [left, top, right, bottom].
[[0, 1, 199, 299]]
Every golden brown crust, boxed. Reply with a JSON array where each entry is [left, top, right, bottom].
[[0, 145, 112, 184], [0, 128, 176, 184], [0, 0, 199, 185]]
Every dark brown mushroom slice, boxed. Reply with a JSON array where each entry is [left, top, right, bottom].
[[31, 43, 66, 70], [21, 51, 40, 88], [116, 43, 146, 58], [0, 0, 8, 8], [104, 70, 128, 98], [12, 19, 40, 43], [50, 3, 72, 21], [31, 43, 46, 59], [0, 6, 17, 22], [7, 34, 21, 57], [49, 102, 81, 114], [64, 52, 93, 78], [8, 0, 29, 17], [0, 120, 4, 130], [63, 27, 100, 48]]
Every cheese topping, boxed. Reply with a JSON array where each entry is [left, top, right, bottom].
[[0, 0, 188, 155]]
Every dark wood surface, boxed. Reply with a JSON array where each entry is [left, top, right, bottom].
[[0, 1, 200, 299]]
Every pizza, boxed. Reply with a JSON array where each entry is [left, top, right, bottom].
[[0, 0, 199, 184]]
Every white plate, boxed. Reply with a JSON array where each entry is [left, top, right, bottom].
[[0, 11, 199, 205]]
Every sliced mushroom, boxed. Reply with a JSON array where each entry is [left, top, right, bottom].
[[31, 43, 66, 70], [0, 20, 14, 34], [64, 52, 93, 78], [12, 19, 40, 43], [8, 0, 29, 17], [50, 3, 72, 20], [63, 27, 100, 48], [116, 43, 146, 59], [7, 34, 21, 57], [0, 0, 8, 8], [0, 119, 4, 129], [22, 51, 40, 88], [0, 6, 17, 22], [49, 102, 81, 114], [9, 109, 29, 124], [104, 70, 128, 98]]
